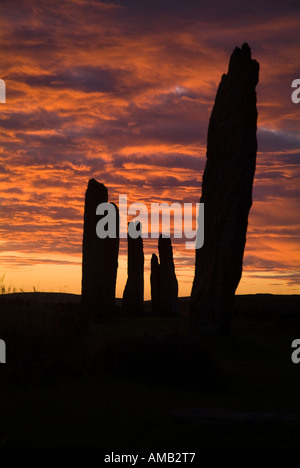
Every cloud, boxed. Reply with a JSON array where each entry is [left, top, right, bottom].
[[0, 0, 299, 295], [258, 128, 300, 152]]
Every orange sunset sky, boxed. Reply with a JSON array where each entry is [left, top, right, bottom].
[[0, 0, 299, 299]]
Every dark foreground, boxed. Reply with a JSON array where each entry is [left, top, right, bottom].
[[0, 293, 300, 448]]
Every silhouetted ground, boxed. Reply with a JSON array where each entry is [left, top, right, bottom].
[[0, 293, 300, 448]]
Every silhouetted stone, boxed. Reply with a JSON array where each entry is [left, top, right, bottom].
[[82, 178, 119, 315], [122, 222, 144, 315], [150, 253, 160, 314], [191, 43, 259, 334], [158, 235, 179, 315], [151, 236, 178, 315]]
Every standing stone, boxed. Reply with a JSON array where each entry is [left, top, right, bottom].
[[122, 221, 144, 315], [150, 236, 178, 315], [158, 235, 178, 315], [191, 43, 259, 334], [82, 178, 119, 315], [150, 253, 160, 314]]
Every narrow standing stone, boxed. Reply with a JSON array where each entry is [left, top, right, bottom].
[[82, 178, 119, 315], [150, 253, 160, 314], [158, 235, 179, 316], [151, 235, 178, 315], [191, 43, 259, 334], [122, 221, 144, 315]]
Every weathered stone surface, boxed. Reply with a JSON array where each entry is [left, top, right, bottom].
[[150, 253, 160, 314], [82, 178, 119, 315], [191, 43, 259, 334], [158, 235, 179, 316], [122, 221, 144, 315]]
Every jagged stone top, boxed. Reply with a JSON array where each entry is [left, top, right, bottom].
[[226, 42, 259, 86], [207, 43, 259, 158], [151, 253, 159, 264], [86, 178, 108, 201], [158, 235, 174, 261]]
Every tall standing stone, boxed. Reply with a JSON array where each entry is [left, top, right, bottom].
[[191, 43, 259, 334], [82, 178, 119, 315], [150, 235, 178, 315], [158, 235, 178, 316], [122, 221, 144, 315], [150, 253, 160, 314]]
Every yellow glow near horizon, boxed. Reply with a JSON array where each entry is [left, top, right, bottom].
[[1, 253, 299, 299]]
